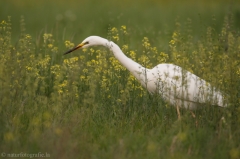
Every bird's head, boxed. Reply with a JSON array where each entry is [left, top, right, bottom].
[[64, 36, 105, 55]]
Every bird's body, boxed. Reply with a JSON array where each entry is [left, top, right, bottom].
[[64, 36, 227, 110]]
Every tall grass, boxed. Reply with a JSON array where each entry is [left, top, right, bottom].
[[0, 0, 240, 159]]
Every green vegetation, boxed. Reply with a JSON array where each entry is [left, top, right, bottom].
[[0, 0, 240, 159]]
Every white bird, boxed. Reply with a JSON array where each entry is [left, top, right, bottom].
[[64, 36, 227, 117]]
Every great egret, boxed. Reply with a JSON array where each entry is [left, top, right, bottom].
[[64, 36, 227, 116]]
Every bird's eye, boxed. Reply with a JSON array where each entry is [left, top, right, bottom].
[[84, 41, 89, 45]]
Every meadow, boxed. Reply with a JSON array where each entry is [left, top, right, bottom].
[[0, 0, 240, 158]]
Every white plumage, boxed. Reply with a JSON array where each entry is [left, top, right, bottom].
[[64, 36, 227, 110]]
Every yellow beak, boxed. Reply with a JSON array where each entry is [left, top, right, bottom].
[[63, 43, 85, 55]]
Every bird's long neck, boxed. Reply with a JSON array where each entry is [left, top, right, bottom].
[[103, 39, 148, 84]]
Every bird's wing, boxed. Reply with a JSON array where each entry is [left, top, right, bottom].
[[148, 64, 225, 108]]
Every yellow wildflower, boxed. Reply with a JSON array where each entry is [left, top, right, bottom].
[[169, 40, 175, 45]]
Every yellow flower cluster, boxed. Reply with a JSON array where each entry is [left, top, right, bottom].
[[111, 27, 119, 41], [120, 25, 128, 35], [65, 40, 75, 49], [142, 36, 169, 66], [1, 21, 240, 147], [43, 33, 53, 44]]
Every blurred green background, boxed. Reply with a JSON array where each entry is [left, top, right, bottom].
[[1, 0, 240, 159], [1, 0, 239, 44]]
